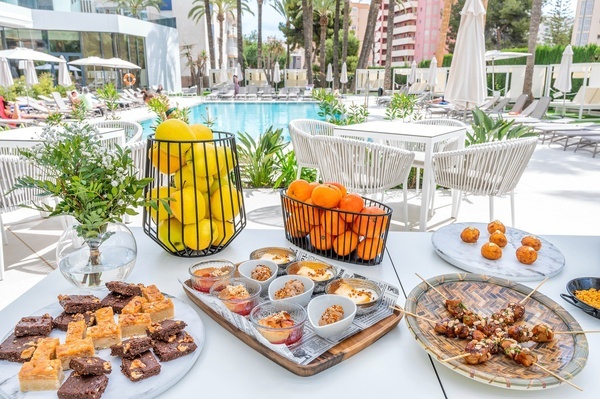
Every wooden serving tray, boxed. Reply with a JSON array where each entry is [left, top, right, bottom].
[[183, 279, 403, 376]]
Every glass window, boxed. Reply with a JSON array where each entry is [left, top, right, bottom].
[[82, 32, 101, 57], [4, 28, 19, 49], [128, 35, 137, 65], [116, 34, 128, 60], [49, 31, 81, 53], [136, 37, 145, 70], [18, 29, 44, 50], [101, 32, 113, 58]]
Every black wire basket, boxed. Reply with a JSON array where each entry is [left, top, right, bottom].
[[280, 189, 392, 265], [143, 131, 246, 256]]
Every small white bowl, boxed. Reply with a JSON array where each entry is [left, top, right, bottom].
[[268, 275, 314, 307], [237, 259, 278, 293], [307, 295, 357, 339]]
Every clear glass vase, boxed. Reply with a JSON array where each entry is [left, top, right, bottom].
[[57, 222, 137, 290]]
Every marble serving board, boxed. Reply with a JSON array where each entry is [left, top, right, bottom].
[[0, 292, 205, 399], [431, 223, 565, 281]]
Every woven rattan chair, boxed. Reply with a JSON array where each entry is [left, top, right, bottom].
[[288, 119, 336, 180], [91, 120, 143, 145], [312, 135, 415, 229], [432, 137, 538, 226]]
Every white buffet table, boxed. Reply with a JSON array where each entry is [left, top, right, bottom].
[[0, 229, 598, 398]]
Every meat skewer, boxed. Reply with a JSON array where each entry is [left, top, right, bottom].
[[519, 277, 549, 304]]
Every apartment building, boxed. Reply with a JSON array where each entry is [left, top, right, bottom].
[[572, 0, 600, 45], [350, 1, 370, 56]]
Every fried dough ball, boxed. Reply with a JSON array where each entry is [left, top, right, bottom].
[[481, 242, 502, 260], [521, 235, 542, 251], [489, 230, 508, 248], [460, 226, 480, 243], [487, 220, 506, 234], [516, 246, 538, 265]]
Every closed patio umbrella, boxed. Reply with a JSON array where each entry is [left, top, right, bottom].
[[0, 58, 13, 88], [553, 45, 573, 117], [326, 63, 333, 88], [408, 61, 417, 85], [340, 62, 348, 93], [236, 62, 244, 82], [220, 61, 228, 84], [445, 0, 487, 111], [273, 62, 281, 90], [427, 57, 438, 92], [25, 59, 38, 86], [57, 55, 72, 87]]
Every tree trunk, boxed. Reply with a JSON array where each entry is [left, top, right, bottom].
[[356, 0, 382, 71], [333, 0, 340, 90], [218, 15, 225, 68], [257, 0, 264, 69], [320, 16, 328, 88], [435, 0, 453, 66], [204, 0, 217, 69], [303, 0, 314, 84], [523, 0, 544, 106], [342, 0, 349, 64], [237, 0, 244, 83], [383, 0, 395, 91]]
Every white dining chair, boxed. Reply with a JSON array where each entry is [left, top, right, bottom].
[[312, 135, 415, 229], [432, 137, 538, 226], [288, 119, 336, 180], [91, 120, 143, 145]]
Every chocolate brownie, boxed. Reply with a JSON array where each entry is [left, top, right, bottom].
[[0, 333, 43, 363], [69, 357, 112, 376], [152, 331, 197, 362], [100, 292, 134, 314], [14, 314, 53, 337], [110, 336, 152, 359], [147, 319, 187, 342], [57, 373, 108, 399], [120, 351, 161, 382], [52, 311, 95, 331], [58, 295, 101, 314], [105, 281, 142, 297]]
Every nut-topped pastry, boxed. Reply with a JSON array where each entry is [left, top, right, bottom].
[[250, 264, 273, 281], [487, 220, 506, 234], [18, 358, 64, 392], [521, 235, 542, 251], [217, 284, 250, 300], [460, 227, 480, 243], [293, 262, 334, 282], [319, 305, 344, 326], [275, 279, 305, 299], [489, 230, 508, 248], [333, 282, 377, 305]]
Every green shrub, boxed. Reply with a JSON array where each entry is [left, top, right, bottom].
[[237, 127, 288, 188], [467, 108, 537, 146], [312, 89, 369, 125], [385, 93, 419, 121]]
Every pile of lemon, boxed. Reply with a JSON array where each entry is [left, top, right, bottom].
[[146, 119, 241, 253]]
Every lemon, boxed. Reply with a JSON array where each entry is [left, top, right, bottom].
[[190, 124, 214, 140], [212, 220, 235, 246], [215, 146, 236, 177], [154, 119, 195, 154], [157, 218, 185, 252], [173, 164, 214, 192], [211, 184, 241, 221], [170, 187, 206, 225], [149, 145, 184, 175], [146, 186, 172, 222], [201, 192, 210, 218], [183, 219, 217, 251], [209, 176, 229, 195], [185, 143, 218, 177]]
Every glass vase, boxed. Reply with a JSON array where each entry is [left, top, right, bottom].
[[56, 222, 137, 290]]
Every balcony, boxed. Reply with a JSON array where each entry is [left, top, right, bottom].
[[394, 13, 416, 24], [392, 49, 415, 58], [396, 25, 417, 34], [392, 36, 416, 46]]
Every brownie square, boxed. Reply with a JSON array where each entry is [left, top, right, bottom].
[[110, 336, 152, 359], [0, 333, 43, 363], [53, 311, 96, 332], [147, 319, 187, 342], [120, 351, 161, 382], [57, 373, 108, 399], [105, 281, 142, 297], [58, 295, 102, 314], [69, 357, 112, 376], [14, 314, 53, 337], [152, 331, 197, 362], [100, 293, 134, 314]]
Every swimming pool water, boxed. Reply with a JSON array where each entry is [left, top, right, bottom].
[[141, 102, 323, 141]]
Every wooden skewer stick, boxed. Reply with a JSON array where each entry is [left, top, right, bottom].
[[390, 306, 437, 324], [554, 330, 600, 335], [415, 273, 449, 301], [533, 363, 583, 391], [519, 277, 549, 304], [441, 353, 470, 362]]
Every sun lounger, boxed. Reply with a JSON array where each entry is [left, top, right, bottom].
[[220, 90, 235, 100], [276, 87, 289, 100], [246, 86, 258, 101], [547, 125, 600, 150], [261, 87, 274, 101], [182, 86, 198, 96], [484, 98, 510, 114], [288, 88, 299, 101], [236, 87, 247, 100], [575, 135, 600, 157], [503, 96, 551, 123]]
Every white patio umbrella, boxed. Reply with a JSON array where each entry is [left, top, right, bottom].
[[99, 57, 140, 70], [57, 55, 72, 87], [24, 59, 39, 86], [340, 62, 348, 93], [427, 57, 438, 92], [553, 45, 573, 116], [36, 63, 80, 72], [445, 0, 487, 111], [485, 50, 531, 93], [273, 62, 281, 90], [0, 47, 62, 63], [69, 56, 108, 87], [236, 62, 244, 82], [326, 63, 333, 88], [220, 61, 228, 84], [0, 58, 13, 88], [408, 60, 417, 85]]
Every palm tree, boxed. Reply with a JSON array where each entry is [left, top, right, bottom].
[[237, 0, 244, 77], [332, 0, 341, 90], [115, 0, 164, 18], [313, 0, 334, 88], [189, 0, 217, 70], [356, 0, 382, 74], [523, 0, 544, 106], [256, 0, 269, 69], [383, 0, 396, 90], [302, 0, 314, 84], [342, 0, 349, 66], [272, 0, 295, 68]]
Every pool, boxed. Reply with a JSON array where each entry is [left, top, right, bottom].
[[140, 102, 323, 141]]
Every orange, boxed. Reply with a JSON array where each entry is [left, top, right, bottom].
[[320, 209, 347, 236], [287, 179, 313, 202], [311, 184, 342, 209], [338, 193, 365, 222], [352, 206, 388, 238], [324, 182, 347, 197], [333, 231, 360, 256], [356, 238, 384, 261], [310, 225, 333, 251], [301, 198, 322, 226], [285, 215, 309, 238]]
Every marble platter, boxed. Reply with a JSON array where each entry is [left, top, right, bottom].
[[0, 292, 205, 399], [431, 223, 565, 281]]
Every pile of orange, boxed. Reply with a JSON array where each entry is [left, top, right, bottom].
[[284, 179, 389, 261]]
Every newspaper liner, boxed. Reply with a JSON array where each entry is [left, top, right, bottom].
[[180, 249, 400, 366]]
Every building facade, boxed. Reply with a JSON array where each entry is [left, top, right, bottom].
[[572, 0, 600, 46], [350, 1, 370, 57]]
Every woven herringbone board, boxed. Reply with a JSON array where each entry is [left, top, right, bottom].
[[405, 273, 588, 390]]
